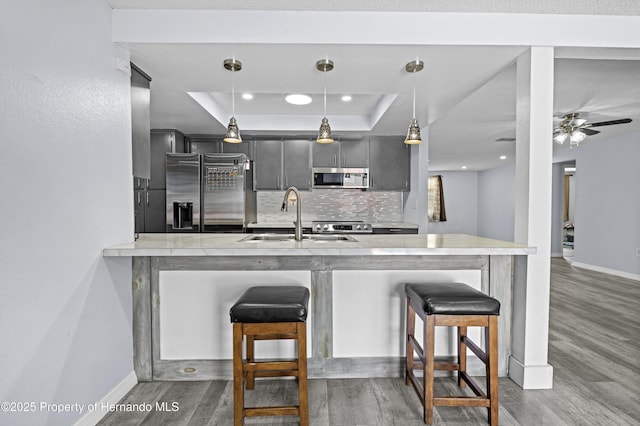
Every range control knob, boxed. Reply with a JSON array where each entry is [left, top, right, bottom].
[[356, 224, 362, 230], [315, 224, 322, 232], [322, 224, 329, 231], [363, 224, 369, 230]]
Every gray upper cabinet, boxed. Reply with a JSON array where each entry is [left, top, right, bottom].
[[222, 140, 254, 160], [253, 139, 283, 190], [283, 139, 311, 189], [131, 63, 151, 179], [149, 129, 185, 189], [312, 142, 340, 167], [339, 138, 369, 167], [254, 139, 311, 190], [368, 136, 410, 191], [312, 139, 368, 168], [188, 136, 222, 154]]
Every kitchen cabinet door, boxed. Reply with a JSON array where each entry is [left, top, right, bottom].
[[369, 136, 410, 191], [188, 137, 221, 154], [253, 139, 283, 190], [144, 189, 167, 232], [222, 140, 254, 160], [340, 138, 369, 167], [134, 188, 146, 234], [150, 129, 185, 189], [283, 139, 311, 189], [131, 64, 151, 179], [312, 142, 340, 167]]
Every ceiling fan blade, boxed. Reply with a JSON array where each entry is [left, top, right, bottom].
[[588, 118, 632, 127], [580, 128, 600, 136]]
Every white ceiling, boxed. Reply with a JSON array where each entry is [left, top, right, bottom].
[[109, 2, 640, 171]]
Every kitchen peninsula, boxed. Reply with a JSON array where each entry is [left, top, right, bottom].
[[103, 233, 535, 386]]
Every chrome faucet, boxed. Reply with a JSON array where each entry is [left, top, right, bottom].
[[281, 186, 303, 241]]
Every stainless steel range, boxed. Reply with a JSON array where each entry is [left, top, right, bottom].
[[312, 220, 373, 234]]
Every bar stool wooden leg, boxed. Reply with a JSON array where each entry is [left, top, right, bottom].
[[486, 316, 499, 426], [245, 335, 255, 390], [424, 314, 435, 425], [458, 325, 468, 388], [406, 297, 416, 385], [297, 322, 309, 426], [232, 323, 244, 426]]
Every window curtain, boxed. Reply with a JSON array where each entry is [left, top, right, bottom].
[[428, 175, 447, 222]]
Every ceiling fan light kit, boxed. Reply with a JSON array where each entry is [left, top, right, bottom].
[[404, 60, 424, 145], [223, 58, 243, 143], [553, 112, 632, 148], [316, 58, 334, 144]]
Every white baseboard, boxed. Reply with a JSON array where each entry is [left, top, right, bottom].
[[508, 357, 554, 389], [571, 261, 640, 282], [74, 371, 137, 426], [551, 252, 563, 258]]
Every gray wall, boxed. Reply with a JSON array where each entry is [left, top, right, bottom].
[[0, 2, 134, 425], [477, 164, 516, 241], [572, 132, 640, 276], [428, 171, 478, 234]]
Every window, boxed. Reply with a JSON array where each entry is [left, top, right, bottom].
[[428, 175, 447, 222]]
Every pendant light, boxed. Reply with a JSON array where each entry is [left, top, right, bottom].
[[223, 58, 242, 144], [316, 58, 334, 144], [404, 60, 424, 145]]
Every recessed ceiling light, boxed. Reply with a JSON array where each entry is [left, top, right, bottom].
[[500, 155, 507, 160], [341, 95, 352, 102], [461, 166, 467, 170], [285, 94, 312, 105], [242, 93, 253, 100]]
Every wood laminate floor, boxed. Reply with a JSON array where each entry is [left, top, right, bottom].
[[98, 258, 640, 425]]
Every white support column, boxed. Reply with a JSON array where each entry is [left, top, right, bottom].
[[510, 47, 555, 389]]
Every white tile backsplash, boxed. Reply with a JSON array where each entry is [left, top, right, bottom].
[[257, 189, 403, 223]]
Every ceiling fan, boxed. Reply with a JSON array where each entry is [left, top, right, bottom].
[[553, 113, 632, 147]]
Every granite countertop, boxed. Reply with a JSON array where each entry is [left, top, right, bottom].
[[103, 233, 535, 257]]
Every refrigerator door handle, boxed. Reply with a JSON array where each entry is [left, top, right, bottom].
[[137, 192, 141, 204], [146, 192, 149, 206]]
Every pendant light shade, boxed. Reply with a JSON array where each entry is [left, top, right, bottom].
[[405, 118, 422, 145], [223, 58, 242, 144], [316, 58, 334, 144], [317, 117, 333, 144], [224, 117, 241, 143], [404, 60, 424, 145]]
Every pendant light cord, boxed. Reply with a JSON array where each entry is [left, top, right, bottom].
[[412, 69, 416, 120], [231, 71, 236, 117], [323, 70, 327, 117]]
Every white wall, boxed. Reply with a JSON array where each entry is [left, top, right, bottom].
[[572, 133, 640, 276], [477, 164, 516, 241], [0, 1, 135, 425], [427, 171, 478, 234]]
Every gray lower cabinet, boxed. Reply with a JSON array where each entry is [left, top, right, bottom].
[[369, 136, 410, 191], [254, 139, 311, 190], [312, 138, 368, 168], [144, 189, 166, 232]]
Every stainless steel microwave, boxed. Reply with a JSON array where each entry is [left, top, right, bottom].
[[312, 167, 369, 189]]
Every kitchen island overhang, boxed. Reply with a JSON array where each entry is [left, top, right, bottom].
[[103, 233, 536, 386]]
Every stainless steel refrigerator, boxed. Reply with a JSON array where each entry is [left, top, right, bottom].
[[166, 153, 201, 232], [201, 153, 256, 232]]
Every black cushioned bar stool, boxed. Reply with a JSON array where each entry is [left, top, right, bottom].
[[404, 282, 500, 425], [229, 286, 310, 426]]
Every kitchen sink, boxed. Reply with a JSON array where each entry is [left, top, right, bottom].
[[239, 234, 358, 242]]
